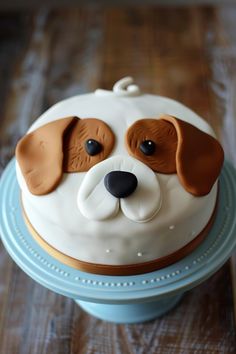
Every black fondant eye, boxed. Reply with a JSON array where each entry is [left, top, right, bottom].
[[85, 139, 102, 156], [139, 140, 156, 156]]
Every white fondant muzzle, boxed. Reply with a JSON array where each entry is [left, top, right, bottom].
[[77, 155, 162, 222]]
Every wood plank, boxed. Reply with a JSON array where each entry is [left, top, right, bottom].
[[0, 5, 236, 354], [212, 5, 236, 331], [0, 10, 50, 172]]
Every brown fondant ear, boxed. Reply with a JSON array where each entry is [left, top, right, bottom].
[[161, 115, 224, 196], [16, 116, 77, 196]]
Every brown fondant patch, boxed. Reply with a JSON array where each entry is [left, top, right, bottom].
[[161, 115, 224, 196], [16, 117, 76, 195], [126, 118, 178, 173], [126, 115, 224, 196], [16, 117, 115, 195], [63, 118, 115, 172]]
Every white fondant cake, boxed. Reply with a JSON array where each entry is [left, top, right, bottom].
[[16, 77, 223, 271]]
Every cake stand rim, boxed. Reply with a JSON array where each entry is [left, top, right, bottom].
[[0, 158, 236, 304]]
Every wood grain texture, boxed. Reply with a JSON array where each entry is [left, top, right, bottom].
[[0, 5, 236, 354]]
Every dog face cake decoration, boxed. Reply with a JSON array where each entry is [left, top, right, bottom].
[[15, 77, 224, 275]]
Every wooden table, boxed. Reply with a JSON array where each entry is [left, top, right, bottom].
[[0, 4, 236, 353]]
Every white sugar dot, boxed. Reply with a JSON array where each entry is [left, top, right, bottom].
[[137, 252, 143, 257], [169, 225, 175, 230], [106, 249, 111, 253]]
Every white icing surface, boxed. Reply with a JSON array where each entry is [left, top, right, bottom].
[[16, 78, 219, 265], [77, 155, 161, 222]]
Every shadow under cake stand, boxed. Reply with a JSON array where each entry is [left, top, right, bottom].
[[1, 159, 236, 324]]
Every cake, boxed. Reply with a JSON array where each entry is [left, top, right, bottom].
[[15, 77, 224, 275]]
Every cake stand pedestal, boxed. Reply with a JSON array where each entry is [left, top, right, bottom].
[[77, 294, 184, 323], [1, 159, 236, 324]]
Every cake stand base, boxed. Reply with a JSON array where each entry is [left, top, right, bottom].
[[1, 160, 236, 324], [76, 293, 183, 323]]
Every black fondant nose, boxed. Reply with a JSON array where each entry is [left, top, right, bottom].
[[104, 171, 138, 198]]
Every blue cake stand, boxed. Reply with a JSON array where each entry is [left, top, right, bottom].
[[1, 159, 236, 323]]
